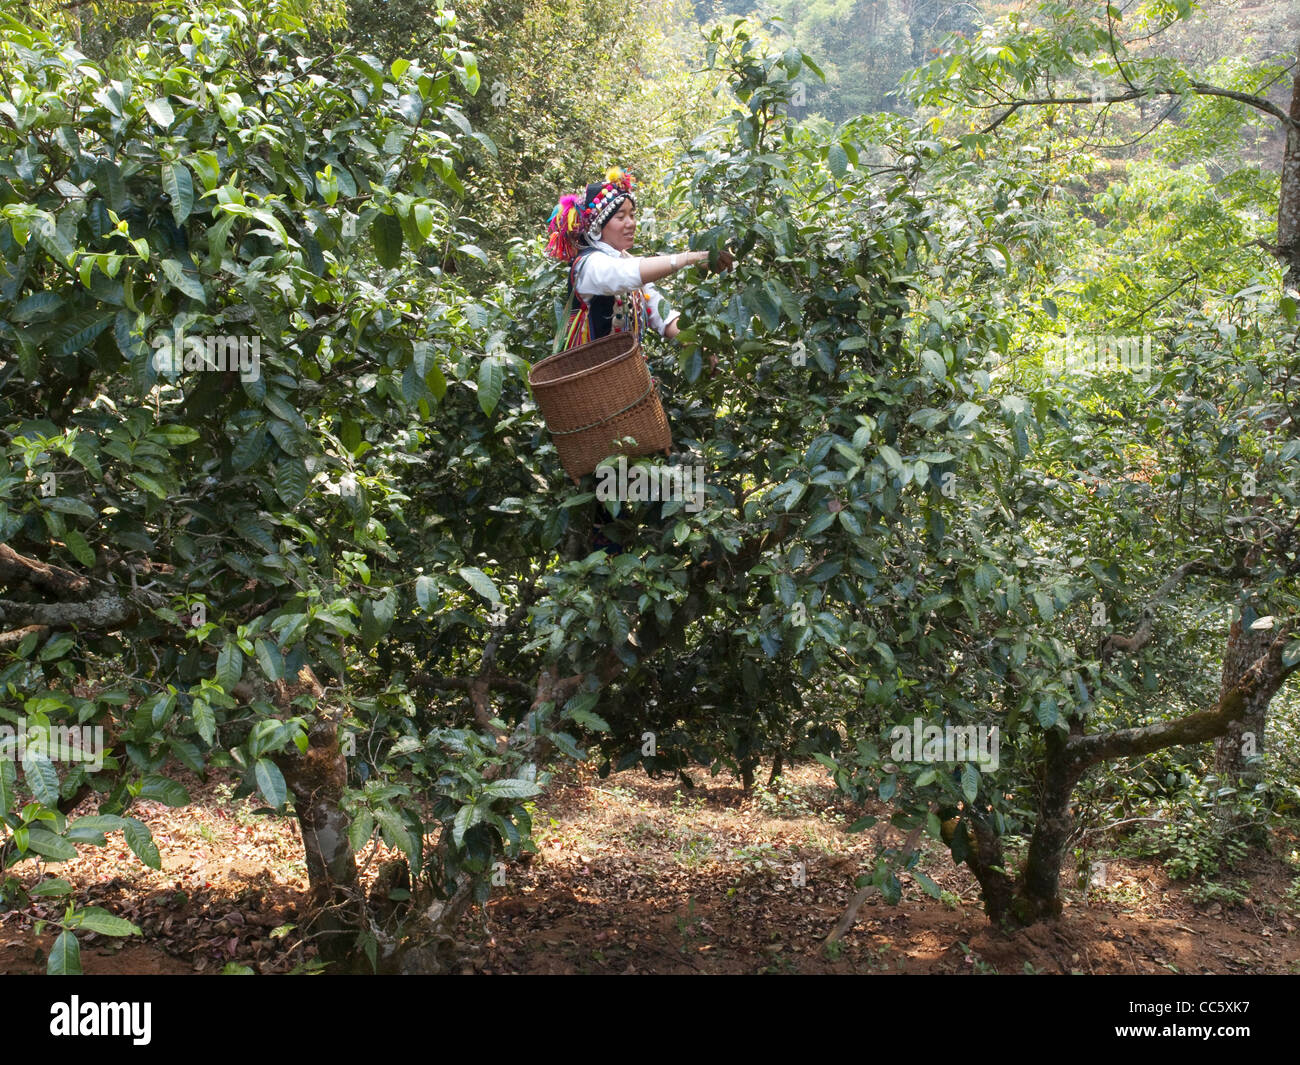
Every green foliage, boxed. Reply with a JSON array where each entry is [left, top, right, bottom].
[[2, 0, 1298, 967], [1185, 876, 1249, 907], [1124, 809, 1252, 882], [0, 0, 539, 966], [697, 0, 981, 120], [429, 0, 726, 254]]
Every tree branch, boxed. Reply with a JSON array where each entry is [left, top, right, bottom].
[[824, 823, 925, 947], [0, 594, 141, 630], [0, 625, 49, 649], [1072, 622, 1298, 767], [0, 543, 90, 599], [409, 671, 533, 699], [1100, 560, 1198, 661], [1188, 82, 1294, 126], [978, 83, 1296, 138]]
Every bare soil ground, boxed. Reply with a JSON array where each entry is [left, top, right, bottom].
[[2, 763, 1297, 974]]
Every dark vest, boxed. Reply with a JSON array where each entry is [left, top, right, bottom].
[[568, 246, 618, 339]]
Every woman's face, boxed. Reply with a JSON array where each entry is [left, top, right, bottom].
[[600, 199, 635, 252]]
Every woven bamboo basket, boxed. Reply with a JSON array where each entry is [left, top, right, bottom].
[[529, 331, 672, 482]]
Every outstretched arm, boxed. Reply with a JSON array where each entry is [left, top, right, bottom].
[[576, 248, 737, 297], [638, 250, 708, 283], [640, 248, 737, 283]]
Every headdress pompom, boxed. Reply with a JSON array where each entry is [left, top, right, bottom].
[[605, 166, 634, 191], [545, 192, 585, 261]]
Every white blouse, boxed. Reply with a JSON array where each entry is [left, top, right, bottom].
[[573, 238, 681, 337]]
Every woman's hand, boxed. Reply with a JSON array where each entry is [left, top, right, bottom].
[[695, 247, 736, 275], [637, 246, 736, 283]]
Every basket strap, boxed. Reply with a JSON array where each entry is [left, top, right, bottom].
[[552, 287, 576, 356], [548, 379, 658, 436]]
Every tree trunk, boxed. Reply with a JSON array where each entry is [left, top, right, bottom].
[[999, 622, 1299, 926], [1278, 38, 1300, 282], [263, 668, 366, 969], [1015, 732, 1081, 923], [960, 811, 1018, 924], [278, 724, 364, 967], [1213, 611, 1271, 785], [767, 749, 784, 788]]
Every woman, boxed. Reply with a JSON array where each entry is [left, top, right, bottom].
[[545, 168, 732, 553], [545, 167, 733, 353]]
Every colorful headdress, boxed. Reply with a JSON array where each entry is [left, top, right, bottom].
[[545, 166, 636, 261]]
